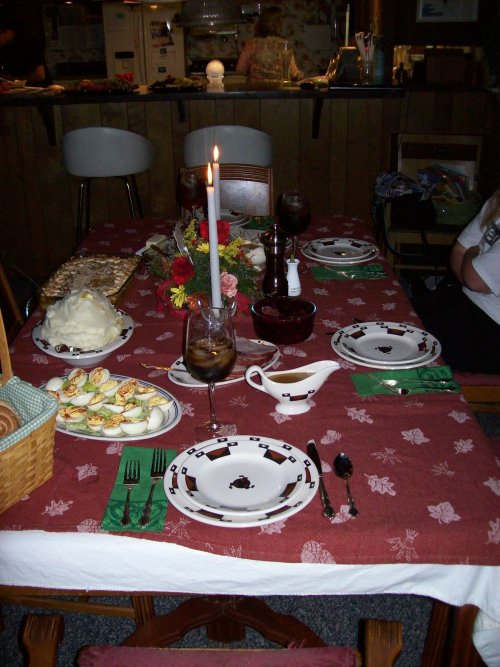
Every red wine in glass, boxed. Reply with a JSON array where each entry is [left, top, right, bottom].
[[184, 307, 237, 440], [177, 169, 207, 222], [278, 192, 311, 257]]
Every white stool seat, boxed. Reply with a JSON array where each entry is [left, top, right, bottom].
[[62, 127, 154, 246], [183, 125, 272, 167]]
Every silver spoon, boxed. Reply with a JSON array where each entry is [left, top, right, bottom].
[[333, 453, 359, 517]]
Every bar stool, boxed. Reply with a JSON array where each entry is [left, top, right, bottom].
[[183, 125, 272, 167], [62, 127, 154, 246]]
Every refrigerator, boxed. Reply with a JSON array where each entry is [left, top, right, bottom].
[[102, 2, 185, 84]]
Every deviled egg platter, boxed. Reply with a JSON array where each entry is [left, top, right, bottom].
[[44, 367, 182, 439]]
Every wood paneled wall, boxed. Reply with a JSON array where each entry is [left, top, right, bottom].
[[0, 90, 497, 279]]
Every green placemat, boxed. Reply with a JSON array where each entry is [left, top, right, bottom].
[[101, 446, 177, 532], [351, 366, 460, 396], [312, 263, 387, 280]]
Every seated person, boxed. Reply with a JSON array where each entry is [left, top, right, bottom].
[[412, 187, 500, 374], [236, 6, 302, 82], [0, 9, 51, 87]]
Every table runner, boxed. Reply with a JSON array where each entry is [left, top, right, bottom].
[[0, 216, 498, 569]]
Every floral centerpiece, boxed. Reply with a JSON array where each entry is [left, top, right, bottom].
[[153, 219, 261, 315]]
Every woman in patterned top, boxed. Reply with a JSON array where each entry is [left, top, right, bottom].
[[236, 7, 302, 81]]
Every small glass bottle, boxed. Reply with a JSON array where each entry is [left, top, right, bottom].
[[261, 224, 288, 297], [286, 258, 301, 296]]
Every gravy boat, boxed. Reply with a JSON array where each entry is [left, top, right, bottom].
[[245, 360, 340, 415]]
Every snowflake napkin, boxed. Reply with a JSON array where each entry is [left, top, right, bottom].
[[351, 366, 460, 396], [101, 446, 177, 532]]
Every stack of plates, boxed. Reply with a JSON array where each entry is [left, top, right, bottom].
[[331, 321, 441, 370], [302, 238, 379, 266], [164, 435, 319, 527]]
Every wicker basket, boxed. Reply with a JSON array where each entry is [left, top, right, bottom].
[[0, 310, 58, 514]]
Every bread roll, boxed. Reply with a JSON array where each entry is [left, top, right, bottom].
[[0, 400, 21, 438]]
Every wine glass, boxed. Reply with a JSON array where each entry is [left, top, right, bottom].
[[177, 169, 207, 223], [278, 192, 311, 258], [184, 306, 237, 441]]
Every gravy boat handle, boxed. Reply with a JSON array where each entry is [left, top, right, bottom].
[[244, 365, 268, 393]]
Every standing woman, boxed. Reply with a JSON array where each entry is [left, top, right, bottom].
[[236, 6, 302, 81], [412, 188, 500, 373]]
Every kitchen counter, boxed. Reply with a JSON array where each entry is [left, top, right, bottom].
[[0, 81, 403, 107]]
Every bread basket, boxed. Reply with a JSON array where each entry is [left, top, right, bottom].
[[0, 310, 58, 514]]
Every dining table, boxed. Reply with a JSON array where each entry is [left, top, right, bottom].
[[0, 214, 498, 665]]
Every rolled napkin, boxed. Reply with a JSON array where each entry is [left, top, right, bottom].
[[101, 446, 177, 532], [0, 399, 21, 438], [351, 366, 460, 396], [313, 264, 387, 281]]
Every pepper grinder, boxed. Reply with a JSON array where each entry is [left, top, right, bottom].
[[261, 224, 288, 297]]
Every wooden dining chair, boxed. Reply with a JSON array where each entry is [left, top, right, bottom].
[[378, 133, 482, 277], [0, 262, 25, 344], [181, 164, 274, 216], [21, 606, 403, 667]]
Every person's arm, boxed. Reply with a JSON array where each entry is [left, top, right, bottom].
[[450, 240, 492, 293], [236, 43, 252, 76], [23, 63, 46, 85], [290, 54, 302, 81]]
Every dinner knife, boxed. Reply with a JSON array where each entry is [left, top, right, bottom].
[[307, 440, 335, 519]]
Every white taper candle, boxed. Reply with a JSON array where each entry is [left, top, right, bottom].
[[213, 145, 221, 221], [206, 163, 223, 308]]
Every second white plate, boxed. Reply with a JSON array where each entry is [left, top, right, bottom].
[[302, 238, 378, 266], [331, 321, 441, 369]]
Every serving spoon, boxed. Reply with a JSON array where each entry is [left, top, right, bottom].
[[333, 453, 359, 517]]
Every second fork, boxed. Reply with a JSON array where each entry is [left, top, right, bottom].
[[139, 449, 168, 527]]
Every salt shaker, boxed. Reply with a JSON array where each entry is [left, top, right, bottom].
[[261, 224, 288, 297], [286, 258, 301, 296]]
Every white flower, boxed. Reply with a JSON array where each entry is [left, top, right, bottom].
[[301, 540, 336, 563], [401, 428, 429, 445]]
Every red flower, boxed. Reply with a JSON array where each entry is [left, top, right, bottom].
[[171, 256, 195, 285], [235, 291, 251, 314], [156, 280, 174, 313], [199, 219, 230, 245]]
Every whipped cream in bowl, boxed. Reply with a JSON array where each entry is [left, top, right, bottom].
[[33, 288, 134, 367]]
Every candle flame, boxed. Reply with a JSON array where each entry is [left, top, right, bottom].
[[213, 145, 219, 162], [207, 163, 213, 185]]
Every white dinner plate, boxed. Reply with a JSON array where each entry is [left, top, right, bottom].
[[302, 238, 379, 266], [221, 209, 249, 225], [164, 435, 319, 527], [32, 312, 134, 367], [174, 437, 311, 515], [49, 374, 182, 441], [168, 339, 279, 387], [331, 322, 441, 370]]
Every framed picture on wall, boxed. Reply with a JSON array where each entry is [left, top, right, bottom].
[[416, 1, 479, 22]]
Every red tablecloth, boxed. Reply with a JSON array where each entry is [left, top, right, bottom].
[[1, 216, 498, 567]]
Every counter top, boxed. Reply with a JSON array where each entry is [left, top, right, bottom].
[[0, 81, 404, 107]]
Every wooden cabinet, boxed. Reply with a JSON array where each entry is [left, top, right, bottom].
[[0, 89, 497, 279]]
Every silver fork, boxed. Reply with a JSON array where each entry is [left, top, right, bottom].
[[368, 374, 456, 395], [120, 460, 140, 526], [139, 449, 168, 527]]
